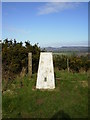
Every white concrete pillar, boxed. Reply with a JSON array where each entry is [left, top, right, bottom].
[[36, 52, 55, 89]]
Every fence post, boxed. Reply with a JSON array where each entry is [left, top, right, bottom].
[[28, 53, 32, 78], [67, 58, 69, 72]]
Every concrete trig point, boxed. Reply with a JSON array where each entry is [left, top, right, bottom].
[[36, 52, 55, 89]]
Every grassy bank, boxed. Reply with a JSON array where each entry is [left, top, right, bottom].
[[2, 70, 88, 119]]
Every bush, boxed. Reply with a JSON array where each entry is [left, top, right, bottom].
[[53, 54, 90, 73], [53, 55, 67, 70], [2, 39, 41, 80]]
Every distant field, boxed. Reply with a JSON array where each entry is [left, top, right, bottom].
[[53, 52, 73, 56], [53, 52, 88, 57], [2, 70, 88, 118]]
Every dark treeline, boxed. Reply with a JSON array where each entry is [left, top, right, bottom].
[[2, 38, 90, 81], [2, 39, 41, 80], [53, 54, 90, 73]]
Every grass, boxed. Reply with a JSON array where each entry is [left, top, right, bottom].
[[53, 52, 73, 56], [2, 70, 88, 119]]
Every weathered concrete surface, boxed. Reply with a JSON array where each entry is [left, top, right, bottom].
[[28, 53, 32, 78], [36, 52, 55, 89]]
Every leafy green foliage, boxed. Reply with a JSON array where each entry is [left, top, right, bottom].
[[2, 39, 41, 80], [53, 54, 90, 72], [2, 38, 90, 80], [53, 55, 67, 70]]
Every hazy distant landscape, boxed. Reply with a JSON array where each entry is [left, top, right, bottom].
[[2, 39, 89, 119], [2, 2, 89, 119], [42, 46, 88, 57], [43, 46, 88, 52]]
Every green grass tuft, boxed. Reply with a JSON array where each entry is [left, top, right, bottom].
[[2, 70, 88, 118]]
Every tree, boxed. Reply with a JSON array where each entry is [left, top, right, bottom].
[[2, 38, 41, 81]]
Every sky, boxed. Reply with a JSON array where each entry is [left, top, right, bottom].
[[1, 0, 90, 2], [2, 2, 88, 47]]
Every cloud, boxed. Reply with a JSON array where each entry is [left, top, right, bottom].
[[4, 25, 31, 35], [37, 2, 80, 15]]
